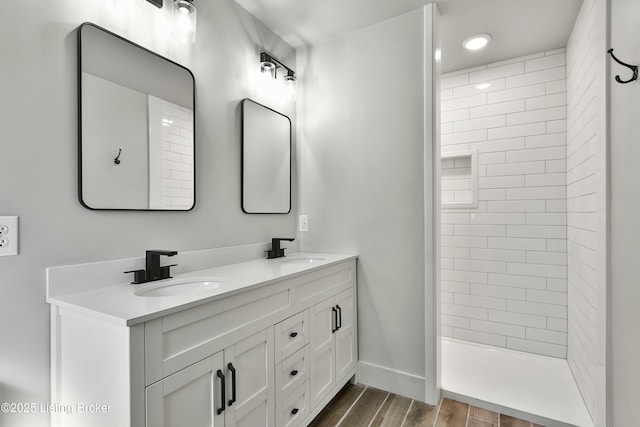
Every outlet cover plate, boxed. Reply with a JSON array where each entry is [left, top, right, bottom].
[[0, 216, 18, 256], [298, 215, 308, 232]]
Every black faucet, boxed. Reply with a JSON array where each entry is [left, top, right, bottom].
[[125, 250, 178, 284], [266, 238, 295, 259]]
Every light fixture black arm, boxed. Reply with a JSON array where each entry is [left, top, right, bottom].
[[608, 48, 638, 84]]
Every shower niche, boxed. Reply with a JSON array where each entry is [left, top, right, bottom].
[[441, 150, 478, 209]]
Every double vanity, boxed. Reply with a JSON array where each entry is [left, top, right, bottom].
[[47, 251, 358, 427]]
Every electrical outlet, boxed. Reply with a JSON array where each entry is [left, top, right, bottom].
[[0, 216, 18, 256], [298, 215, 308, 232]]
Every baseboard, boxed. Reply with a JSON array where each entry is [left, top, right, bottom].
[[357, 361, 428, 403]]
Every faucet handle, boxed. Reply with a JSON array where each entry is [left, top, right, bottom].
[[159, 264, 178, 280], [124, 269, 146, 284], [146, 249, 178, 257]]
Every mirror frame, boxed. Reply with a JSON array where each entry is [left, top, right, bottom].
[[241, 98, 292, 214], [77, 22, 196, 211]]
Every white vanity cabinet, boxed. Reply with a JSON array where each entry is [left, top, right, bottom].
[[145, 327, 275, 427], [50, 256, 357, 427]]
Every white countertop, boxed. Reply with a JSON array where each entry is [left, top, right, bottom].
[[47, 252, 357, 326]]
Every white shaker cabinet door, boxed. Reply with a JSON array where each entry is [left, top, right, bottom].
[[334, 288, 355, 382], [145, 352, 225, 427], [309, 297, 336, 409], [224, 328, 275, 427]]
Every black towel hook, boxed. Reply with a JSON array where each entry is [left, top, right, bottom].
[[608, 48, 638, 84], [114, 148, 122, 165]]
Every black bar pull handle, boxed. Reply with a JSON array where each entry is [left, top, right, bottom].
[[291, 408, 299, 415], [216, 370, 226, 415], [331, 306, 338, 333], [289, 331, 298, 338], [336, 304, 342, 331], [228, 363, 237, 406], [291, 370, 298, 376]]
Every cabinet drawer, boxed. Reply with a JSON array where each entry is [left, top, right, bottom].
[[274, 311, 309, 364], [276, 381, 309, 427], [275, 345, 309, 403], [145, 286, 290, 384]]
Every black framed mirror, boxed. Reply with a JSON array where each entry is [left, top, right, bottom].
[[241, 99, 292, 214], [78, 23, 196, 210]]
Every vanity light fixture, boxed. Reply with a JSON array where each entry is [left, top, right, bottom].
[[463, 33, 492, 51], [283, 69, 297, 84], [260, 52, 296, 85], [146, 0, 163, 8], [173, 0, 197, 44]]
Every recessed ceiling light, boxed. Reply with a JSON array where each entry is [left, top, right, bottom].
[[463, 34, 492, 51], [475, 83, 491, 90]]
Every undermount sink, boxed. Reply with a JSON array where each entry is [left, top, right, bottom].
[[134, 277, 226, 297], [278, 257, 326, 264]]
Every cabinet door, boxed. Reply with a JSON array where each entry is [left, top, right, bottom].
[[146, 352, 225, 427], [334, 288, 355, 382], [309, 297, 336, 409], [224, 328, 275, 427]]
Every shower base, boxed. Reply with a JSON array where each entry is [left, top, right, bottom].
[[441, 337, 594, 427]]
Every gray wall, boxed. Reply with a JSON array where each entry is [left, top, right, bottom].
[[0, 1, 296, 426], [610, 0, 640, 425], [297, 6, 438, 403], [82, 73, 149, 208]]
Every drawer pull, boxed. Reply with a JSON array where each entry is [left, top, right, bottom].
[[331, 306, 338, 333], [216, 370, 226, 415], [290, 370, 298, 376], [228, 363, 237, 406], [291, 408, 299, 415], [289, 332, 298, 338]]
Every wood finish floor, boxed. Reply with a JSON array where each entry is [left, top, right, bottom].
[[309, 384, 547, 427]]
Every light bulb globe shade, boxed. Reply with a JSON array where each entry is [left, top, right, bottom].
[[260, 61, 275, 73], [174, 0, 195, 14], [462, 34, 492, 51], [283, 73, 296, 83], [173, 0, 197, 44]]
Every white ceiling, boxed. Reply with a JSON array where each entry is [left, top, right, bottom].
[[233, 0, 583, 73]]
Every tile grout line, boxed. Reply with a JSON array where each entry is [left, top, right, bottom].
[[366, 392, 390, 427], [465, 403, 471, 427], [399, 399, 413, 427], [432, 397, 443, 427], [335, 386, 368, 427]]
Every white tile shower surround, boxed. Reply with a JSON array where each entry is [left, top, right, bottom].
[[441, 338, 593, 427], [565, 0, 607, 423], [440, 49, 569, 358], [160, 100, 194, 207]]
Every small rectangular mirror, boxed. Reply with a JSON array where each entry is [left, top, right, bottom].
[[78, 23, 196, 210], [241, 99, 291, 214]]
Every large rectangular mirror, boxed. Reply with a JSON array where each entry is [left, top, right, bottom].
[[241, 99, 291, 214], [78, 23, 195, 210]]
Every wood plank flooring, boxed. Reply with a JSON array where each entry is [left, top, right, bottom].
[[309, 383, 547, 427]]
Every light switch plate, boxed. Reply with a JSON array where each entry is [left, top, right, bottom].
[[298, 215, 308, 232], [0, 216, 18, 256]]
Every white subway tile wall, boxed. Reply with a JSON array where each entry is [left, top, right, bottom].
[[440, 49, 568, 358], [565, 0, 607, 421], [161, 101, 194, 208]]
